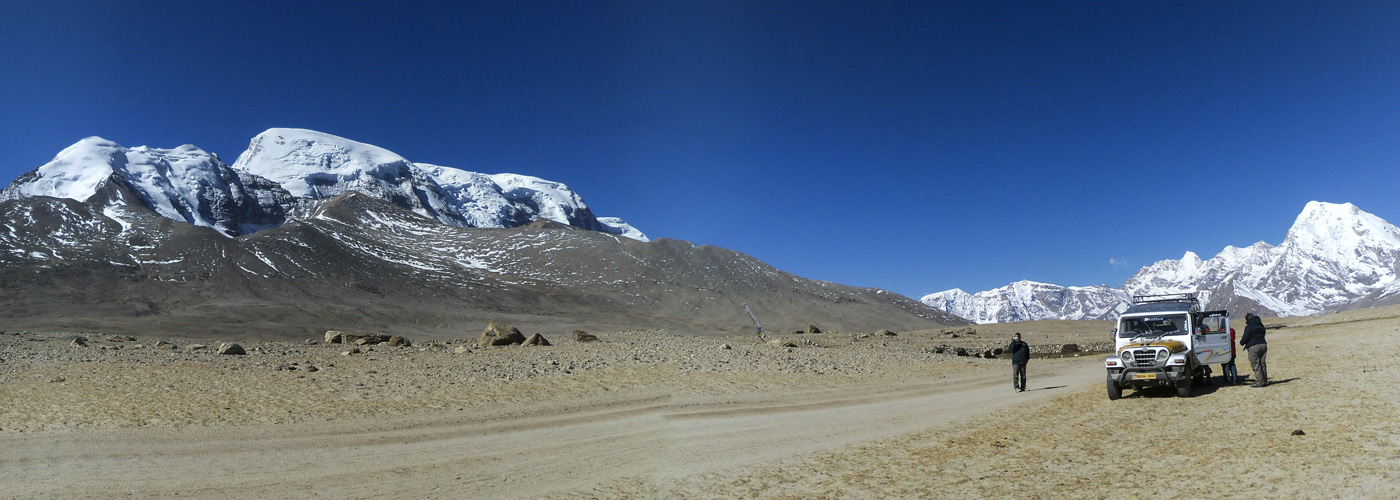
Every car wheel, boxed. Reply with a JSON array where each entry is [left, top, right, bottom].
[[1107, 376, 1122, 400], [1176, 373, 1193, 397]]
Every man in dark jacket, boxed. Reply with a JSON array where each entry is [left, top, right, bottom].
[[1008, 333, 1030, 392], [1240, 313, 1268, 387]]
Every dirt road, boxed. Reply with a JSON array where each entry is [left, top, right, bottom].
[[1, 352, 1100, 499]]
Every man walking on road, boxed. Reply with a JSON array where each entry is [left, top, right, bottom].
[[1241, 313, 1268, 387], [1008, 333, 1030, 392]]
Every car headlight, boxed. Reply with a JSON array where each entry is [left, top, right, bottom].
[[1156, 349, 1168, 361], [1119, 350, 1132, 366]]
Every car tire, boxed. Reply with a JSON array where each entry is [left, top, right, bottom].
[[1107, 376, 1122, 400], [1176, 372, 1193, 397]]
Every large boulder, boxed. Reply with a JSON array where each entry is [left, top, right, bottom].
[[353, 335, 392, 346], [326, 330, 392, 345], [523, 333, 551, 346], [218, 343, 247, 355], [479, 322, 527, 347]]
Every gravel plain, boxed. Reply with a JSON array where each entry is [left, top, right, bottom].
[[7, 312, 1387, 499]]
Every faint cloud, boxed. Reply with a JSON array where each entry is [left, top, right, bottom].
[[1109, 257, 1130, 270]]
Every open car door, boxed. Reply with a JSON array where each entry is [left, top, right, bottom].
[[1192, 310, 1231, 365]]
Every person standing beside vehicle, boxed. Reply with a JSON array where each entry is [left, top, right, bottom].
[[1240, 313, 1268, 387], [1221, 326, 1239, 385], [1008, 333, 1030, 392]]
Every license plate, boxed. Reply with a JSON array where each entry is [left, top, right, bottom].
[[1132, 373, 1158, 380]]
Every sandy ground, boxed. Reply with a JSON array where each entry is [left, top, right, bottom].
[[1, 312, 1396, 499]]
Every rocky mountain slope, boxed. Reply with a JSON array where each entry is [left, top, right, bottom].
[[925, 202, 1400, 322], [0, 150, 963, 337]]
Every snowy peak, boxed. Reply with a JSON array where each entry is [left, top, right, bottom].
[[1283, 201, 1400, 255], [232, 128, 464, 227], [1, 137, 291, 237], [230, 128, 646, 239], [0, 137, 124, 202], [922, 280, 1129, 324]]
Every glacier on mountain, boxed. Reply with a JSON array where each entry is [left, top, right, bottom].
[[2, 129, 647, 241], [0, 137, 291, 237], [927, 202, 1400, 322], [232, 128, 646, 240]]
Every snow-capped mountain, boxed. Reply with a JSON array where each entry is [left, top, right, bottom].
[[925, 202, 1400, 322], [233, 128, 646, 240], [1122, 201, 1400, 316], [922, 281, 1130, 324], [3, 128, 647, 241], [0, 137, 292, 237]]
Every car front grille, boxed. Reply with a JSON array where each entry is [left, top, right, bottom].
[[1132, 349, 1160, 367]]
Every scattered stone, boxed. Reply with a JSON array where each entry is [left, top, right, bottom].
[[574, 330, 599, 342], [188, 344, 208, 350], [720, 344, 732, 350], [218, 343, 247, 355], [387, 336, 411, 347], [808, 325, 822, 334], [454, 346, 472, 354], [933, 346, 947, 354], [353, 335, 392, 346], [107, 335, 135, 342], [341, 348, 360, 356], [1292, 429, 1306, 436], [305, 366, 319, 372], [70, 337, 88, 347], [993, 347, 1004, 356], [790, 329, 805, 335], [523, 333, 551, 346], [304, 339, 319, 345], [877, 329, 898, 336], [955, 348, 969, 357], [325, 330, 345, 344], [768, 339, 799, 348], [479, 322, 527, 347], [49, 376, 65, 383], [1060, 344, 1081, 354], [856, 333, 871, 339]]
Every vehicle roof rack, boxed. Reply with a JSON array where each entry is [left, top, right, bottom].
[[1131, 293, 1198, 304]]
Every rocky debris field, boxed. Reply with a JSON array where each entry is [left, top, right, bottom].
[[0, 323, 1101, 433]]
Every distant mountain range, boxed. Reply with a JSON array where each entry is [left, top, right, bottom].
[[0, 129, 963, 337], [923, 201, 1400, 323]]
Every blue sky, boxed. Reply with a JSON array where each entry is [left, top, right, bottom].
[[3, 1, 1399, 299]]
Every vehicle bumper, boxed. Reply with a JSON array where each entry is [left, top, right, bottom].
[[1108, 366, 1188, 387]]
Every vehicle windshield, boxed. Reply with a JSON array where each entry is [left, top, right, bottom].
[[1118, 314, 1188, 338]]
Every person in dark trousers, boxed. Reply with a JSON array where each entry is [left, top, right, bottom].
[[1240, 313, 1268, 387], [1008, 333, 1030, 392], [1221, 327, 1239, 385]]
